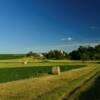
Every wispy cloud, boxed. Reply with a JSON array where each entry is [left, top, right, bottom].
[[49, 42, 99, 52], [89, 26, 100, 29], [63, 42, 99, 47], [61, 38, 66, 41], [30, 42, 100, 53], [61, 37, 72, 41]]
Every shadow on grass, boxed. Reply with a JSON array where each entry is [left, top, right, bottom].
[[0, 65, 85, 83], [78, 75, 100, 100]]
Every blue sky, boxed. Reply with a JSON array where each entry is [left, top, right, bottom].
[[0, 0, 100, 53]]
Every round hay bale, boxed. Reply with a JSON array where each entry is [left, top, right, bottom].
[[52, 66, 60, 75], [23, 60, 28, 64]]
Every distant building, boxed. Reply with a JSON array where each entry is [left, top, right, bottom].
[[60, 50, 65, 56], [39, 53, 44, 57]]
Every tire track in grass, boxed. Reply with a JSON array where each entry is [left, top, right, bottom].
[[62, 67, 100, 100], [33, 66, 97, 100]]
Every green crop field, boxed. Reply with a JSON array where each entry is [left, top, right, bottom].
[[0, 59, 99, 100], [0, 64, 85, 83], [0, 54, 24, 60]]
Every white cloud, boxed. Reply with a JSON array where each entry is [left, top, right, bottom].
[[61, 37, 72, 41], [67, 37, 72, 41]]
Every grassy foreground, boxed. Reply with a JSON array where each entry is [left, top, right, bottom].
[[0, 62, 99, 100], [77, 74, 100, 100]]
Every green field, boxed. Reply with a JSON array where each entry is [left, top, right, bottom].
[[0, 59, 99, 100], [0, 54, 24, 60], [0, 64, 85, 83]]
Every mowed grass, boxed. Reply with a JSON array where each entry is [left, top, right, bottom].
[[0, 59, 99, 100], [69, 66, 100, 100], [0, 59, 86, 83], [0, 64, 85, 83], [77, 74, 100, 100], [0, 64, 99, 100]]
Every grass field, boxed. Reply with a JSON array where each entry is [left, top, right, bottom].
[[0, 64, 85, 83], [0, 59, 99, 100], [77, 74, 100, 100]]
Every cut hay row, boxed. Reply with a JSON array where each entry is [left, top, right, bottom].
[[0, 58, 99, 68], [76, 74, 100, 100], [0, 61, 84, 68], [63, 65, 100, 100], [0, 64, 99, 100]]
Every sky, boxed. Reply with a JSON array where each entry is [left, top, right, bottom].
[[0, 0, 100, 53]]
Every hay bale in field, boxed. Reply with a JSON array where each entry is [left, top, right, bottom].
[[52, 66, 60, 75], [23, 60, 28, 64]]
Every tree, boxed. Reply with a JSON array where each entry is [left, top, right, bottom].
[[69, 44, 100, 60], [81, 53, 89, 62], [43, 50, 68, 60], [95, 45, 100, 53], [26, 51, 33, 57], [69, 50, 81, 60], [78, 46, 87, 53]]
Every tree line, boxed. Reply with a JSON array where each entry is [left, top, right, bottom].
[[69, 45, 100, 60], [26, 44, 100, 61], [43, 44, 100, 60]]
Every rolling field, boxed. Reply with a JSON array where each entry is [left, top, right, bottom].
[[0, 59, 99, 100]]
